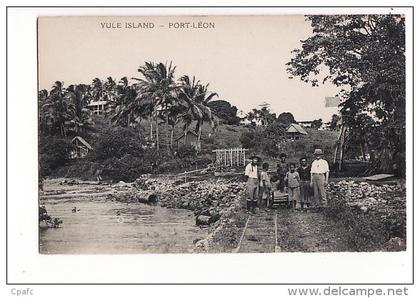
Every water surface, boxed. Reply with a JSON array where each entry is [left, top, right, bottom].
[[39, 197, 207, 254]]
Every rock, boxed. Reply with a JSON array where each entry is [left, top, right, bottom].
[[383, 237, 405, 251], [196, 215, 212, 226], [195, 239, 208, 249], [182, 201, 189, 209], [148, 194, 158, 205], [200, 208, 211, 216], [210, 212, 221, 223], [360, 206, 368, 213]]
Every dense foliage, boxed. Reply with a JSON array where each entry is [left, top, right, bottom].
[[207, 100, 241, 125], [287, 15, 405, 173], [39, 137, 74, 176]]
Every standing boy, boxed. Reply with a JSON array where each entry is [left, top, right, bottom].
[[259, 162, 272, 209], [276, 153, 288, 192], [297, 156, 311, 208], [245, 155, 260, 214], [310, 149, 330, 207], [285, 163, 300, 209]]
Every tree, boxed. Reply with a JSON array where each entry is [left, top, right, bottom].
[[246, 106, 276, 127], [259, 106, 276, 126], [178, 75, 218, 151], [246, 109, 260, 126], [40, 81, 75, 137], [207, 100, 240, 125], [287, 15, 405, 172], [90, 78, 105, 102], [90, 126, 145, 161], [111, 77, 143, 128], [277, 112, 296, 125], [39, 136, 74, 177], [193, 83, 219, 150], [344, 113, 376, 161], [133, 62, 178, 151], [66, 84, 94, 134], [311, 118, 323, 129], [329, 114, 341, 131]]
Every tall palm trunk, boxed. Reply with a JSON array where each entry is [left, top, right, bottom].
[[149, 120, 153, 140], [166, 109, 170, 151], [170, 126, 174, 149], [155, 116, 159, 151], [197, 125, 202, 152], [184, 129, 187, 145], [360, 141, 367, 162]]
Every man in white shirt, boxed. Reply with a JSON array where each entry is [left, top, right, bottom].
[[245, 155, 260, 213], [310, 149, 329, 207]]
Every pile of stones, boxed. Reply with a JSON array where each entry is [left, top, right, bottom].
[[328, 179, 406, 239], [108, 174, 246, 226], [328, 180, 405, 212]]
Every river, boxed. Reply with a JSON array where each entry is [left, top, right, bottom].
[[39, 179, 208, 254]]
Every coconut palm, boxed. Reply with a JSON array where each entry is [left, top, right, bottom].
[[65, 84, 94, 134], [178, 75, 218, 151], [133, 61, 178, 151], [111, 78, 143, 128], [193, 83, 219, 150], [42, 81, 74, 137]]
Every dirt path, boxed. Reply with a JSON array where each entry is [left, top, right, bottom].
[[276, 209, 351, 252], [234, 209, 351, 253]]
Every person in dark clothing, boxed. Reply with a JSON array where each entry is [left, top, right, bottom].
[[297, 156, 312, 208], [276, 153, 288, 192]]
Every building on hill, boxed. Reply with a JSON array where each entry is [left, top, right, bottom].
[[237, 110, 249, 125], [286, 123, 308, 140], [296, 120, 313, 128], [70, 136, 93, 158], [320, 122, 331, 130], [297, 120, 331, 130], [87, 100, 108, 115], [174, 130, 200, 151]]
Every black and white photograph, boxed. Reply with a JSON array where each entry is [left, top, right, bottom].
[[36, 14, 407, 255], [4, 3, 418, 290]]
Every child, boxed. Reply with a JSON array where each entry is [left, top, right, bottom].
[[259, 162, 272, 209], [284, 163, 301, 209]]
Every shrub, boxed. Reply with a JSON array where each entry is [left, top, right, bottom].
[[102, 155, 148, 182], [239, 130, 264, 149], [39, 136, 74, 177], [89, 126, 145, 161], [324, 194, 389, 251], [176, 145, 197, 159]]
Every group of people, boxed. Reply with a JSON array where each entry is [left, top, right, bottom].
[[244, 149, 330, 214]]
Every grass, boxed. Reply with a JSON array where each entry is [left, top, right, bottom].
[[90, 114, 250, 151]]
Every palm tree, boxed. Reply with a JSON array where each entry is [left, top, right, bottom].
[[66, 84, 93, 134], [158, 102, 184, 148], [193, 84, 218, 151], [38, 89, 49, 134], [44, 81, 74, 137], [133, 62, 178, 151], [178, 75, 218, 151], [111, 77, 142, 127]]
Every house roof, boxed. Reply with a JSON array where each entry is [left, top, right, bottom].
[[286, 123, 308, 135], [174, 130, 198, 142], [71, 136, 93, 150]]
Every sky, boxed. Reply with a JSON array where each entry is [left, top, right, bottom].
[[38, 15, 340, 122]]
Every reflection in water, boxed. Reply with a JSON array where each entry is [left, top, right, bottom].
[[39, 198, 207, 254]]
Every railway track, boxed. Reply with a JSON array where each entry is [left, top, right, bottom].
[[233, 210, 281, 253]]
